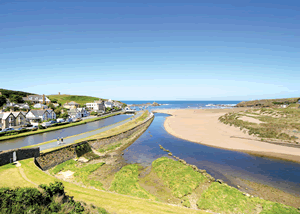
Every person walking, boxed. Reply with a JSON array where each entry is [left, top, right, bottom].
[[57, 137, 60, 145], [61, 137, 64, 144]]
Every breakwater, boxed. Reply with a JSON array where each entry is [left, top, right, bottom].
[[35, 112, 154, 170], [0, 147, 40, 166]]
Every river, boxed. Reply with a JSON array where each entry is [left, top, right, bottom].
[[0, 114, 131, 151], [124, 112, 300, 196]]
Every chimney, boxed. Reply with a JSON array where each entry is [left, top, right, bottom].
[[43, 94, 45, 104], [58, 92, 60, 95]]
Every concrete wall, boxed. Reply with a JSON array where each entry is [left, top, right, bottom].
[[0, 147, 40, 166], [89, 113, 154, 151]]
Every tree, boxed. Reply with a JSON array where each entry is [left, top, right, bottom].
[[48, 103, 55, 110], [49, 98, 58, 103], [10, 95, 23, 103], [122, 103, 127, 108], [0, 95, 6, 107], [54, 108, 61, 118], [61, 112, 69, 119], [105, 107, 111, 112]]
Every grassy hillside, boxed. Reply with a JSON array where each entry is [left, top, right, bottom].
[[0, 88, 35, 98], [48, 94, 107, 105], [236, 97, 300, 107]]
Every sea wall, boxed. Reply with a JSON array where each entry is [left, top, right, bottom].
[[89, 112, 154, 150], [36, 112, 154, 170], [0, 147, 40, 166], [35, 141, 88, 171]]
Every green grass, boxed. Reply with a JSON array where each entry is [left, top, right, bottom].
[[152, 157, 208, 198], [197, 182, 299, 214], [48, 94, 106, 106], [110, 164, 157, 200], [98, 143, 122, 153], [0, 163, 16, 173], [50, 159, 105, 190], [17, 158, 205, 214], [218, 108, 300, 143]]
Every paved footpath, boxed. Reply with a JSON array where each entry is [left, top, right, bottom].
[[40, 112, 143, 151]]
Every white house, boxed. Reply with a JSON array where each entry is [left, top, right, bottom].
[[67, 108, 82, 119], [26, 110, 50, 124], [104, 99, 114, 108], [23, 94, 51, 104], [86, 100, 105, 112], [46, 109, 56, 120], [77, 108, 89, 117], [33, 103, 48, 109]]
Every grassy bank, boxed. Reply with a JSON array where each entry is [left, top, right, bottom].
[[219, 108, 300, 144], [48, 94, 105, 106], [0, 112, 122, 142], [0, 159, 206, 214]]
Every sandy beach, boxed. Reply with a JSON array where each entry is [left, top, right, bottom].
[[155, 108, 300, 163]]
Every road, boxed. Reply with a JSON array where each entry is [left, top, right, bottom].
[[39, 111, 143, 151]]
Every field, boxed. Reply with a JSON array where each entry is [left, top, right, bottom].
[[48, 94, 105, 105], [219, 107, 300, 144]]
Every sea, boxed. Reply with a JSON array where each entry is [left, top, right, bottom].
[[120, 100, 240, 111]]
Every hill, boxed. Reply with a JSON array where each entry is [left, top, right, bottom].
[[0, 88, 35, 99], [47, 94, 106, 106], [236, 97, 300, 107]]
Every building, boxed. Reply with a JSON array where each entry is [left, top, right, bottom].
[[63, 101, 80, 109], [0, 112, 16, 129], [46, 109, 56, 120], [104, 99, 114, 108], [77, 108, 89, 117], [12, 112, 28, 127], [86, 99, 105, 112], [23, 94, 51, 104], [33, 103, 48, 109], [67, 108, 82, 119], [26, 110, 51, 124]]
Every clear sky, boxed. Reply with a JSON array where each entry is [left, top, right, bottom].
[[1, 0, 299, 101]]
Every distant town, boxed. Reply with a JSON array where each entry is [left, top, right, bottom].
[[0, 91, 129, 133]]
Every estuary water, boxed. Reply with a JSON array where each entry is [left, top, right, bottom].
[[124, 112, 300, 196], [0, 114, 131, 151]]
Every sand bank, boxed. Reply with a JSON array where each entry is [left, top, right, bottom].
[[154, 108, 300, 163]]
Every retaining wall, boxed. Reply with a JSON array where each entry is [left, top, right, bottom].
[[89, 113, 154, 150], [35, 112, 154, 171], [0, 147, 40, 166], [36, 141, 88, 171]]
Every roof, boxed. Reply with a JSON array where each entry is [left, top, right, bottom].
[[1, 113, 14, 120], [29, 110, 47, 117], [68, 108, 79, 113]]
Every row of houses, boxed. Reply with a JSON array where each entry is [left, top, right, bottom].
[[0, 109, 56, 130]]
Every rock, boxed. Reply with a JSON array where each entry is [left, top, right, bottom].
[[199, 169, 206, 173], [216, 179, 223, 184], [78, 157, 89, 163], [152, 102, 160, 106], [237, 185, 241, 188], [243, 193, 250, 197], [168, 152, 172, 156]]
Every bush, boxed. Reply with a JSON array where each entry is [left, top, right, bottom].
[[38, 125, 44, 129], [90, 111, 97, 116]]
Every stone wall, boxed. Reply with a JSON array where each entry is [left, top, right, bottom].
[[0, 150, 14, 166], [36, 141, 89, 171], [0, 147, 40, 167], [89, 113, 154, 150]]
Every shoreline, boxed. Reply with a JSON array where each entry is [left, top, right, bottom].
[[155, 108, 300, 164]]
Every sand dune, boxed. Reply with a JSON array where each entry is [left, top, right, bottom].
[[155, 108, 300, 163]]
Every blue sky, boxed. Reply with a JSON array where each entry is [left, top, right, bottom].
[[0, 0, 299, 101]]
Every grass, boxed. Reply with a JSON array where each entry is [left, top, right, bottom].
[[152, 157, 208, 198], [218, 108, 300, 143], [14, 158, 206, 214], [110, 164, 157, 200], [50, 159, 105, 190], [2, 112, 122, 142], [98, 143, 121, 153], [78, 111, 150, 142], [197, 182, 300, 214], [48, 94, 106, 106]]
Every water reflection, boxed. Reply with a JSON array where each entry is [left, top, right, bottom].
[[124, 113, 300, 196]]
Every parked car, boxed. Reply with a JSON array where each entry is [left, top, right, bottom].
[[0, 128, 15, 132], [50, 120, 57, 124], [42, 122, 52, 128], [27, 125, 38, 130], [56, 118, 65, 123], [16, 127, 26, 131]]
